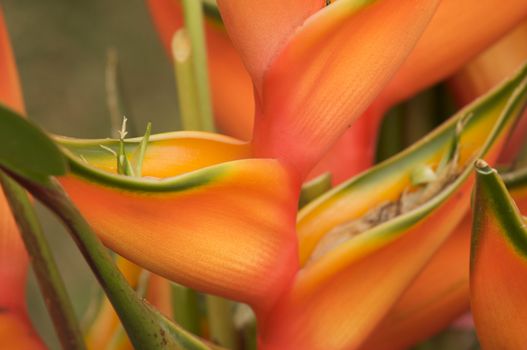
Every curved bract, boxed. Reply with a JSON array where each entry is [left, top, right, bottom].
[[471, 162, 527, 349], [250, 0, 439, 177], [57, 138, 300, 309], [217, 0, 323, 91], [257, 63, 527, 350]]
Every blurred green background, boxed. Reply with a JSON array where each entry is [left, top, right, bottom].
[[2, 1, 180, 348]]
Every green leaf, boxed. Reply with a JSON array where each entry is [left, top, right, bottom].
[[0, 104, 67, 184]]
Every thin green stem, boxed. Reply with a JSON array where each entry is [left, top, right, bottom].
[[0, 172, 85, 350], [105, 49, 136, 137], [171, 284, 200, 334], [206, 296, 238, 349], [181, 0, 214, 131], [134, 122, 152, 177], [172, 29, 203, 131]]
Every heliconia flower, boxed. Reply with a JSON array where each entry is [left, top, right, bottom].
[[148, 0, 527, 183], [0, 8, 46, 350], [470, 160, 527, 349]]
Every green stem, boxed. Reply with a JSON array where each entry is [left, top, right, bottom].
[[172, 29, 203, 131], [105, 48, 136, 137], [206, 296, 238, 349], [171, 284, 201, 334], [0, 172, 85, 350], [181, 0, 214, 131]]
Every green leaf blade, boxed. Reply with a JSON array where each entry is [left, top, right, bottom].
[[0, 105, 67, 184]]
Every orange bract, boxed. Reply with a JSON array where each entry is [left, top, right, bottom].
[[471, 164, 527, 349]]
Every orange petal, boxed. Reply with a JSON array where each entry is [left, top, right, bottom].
[[147, 0, 254, 140], [251, 0, 439, 178], [470, 162, 527, 349], [216, 0, 323, 92], [60, 156, 299, 311], [381, 0, 527, 108]]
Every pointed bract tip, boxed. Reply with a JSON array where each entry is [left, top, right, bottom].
[[474, 159, 494, 175]]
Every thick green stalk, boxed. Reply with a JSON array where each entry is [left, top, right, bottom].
[[181, 0, 214, 131], [0, 172, 85, 350]]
